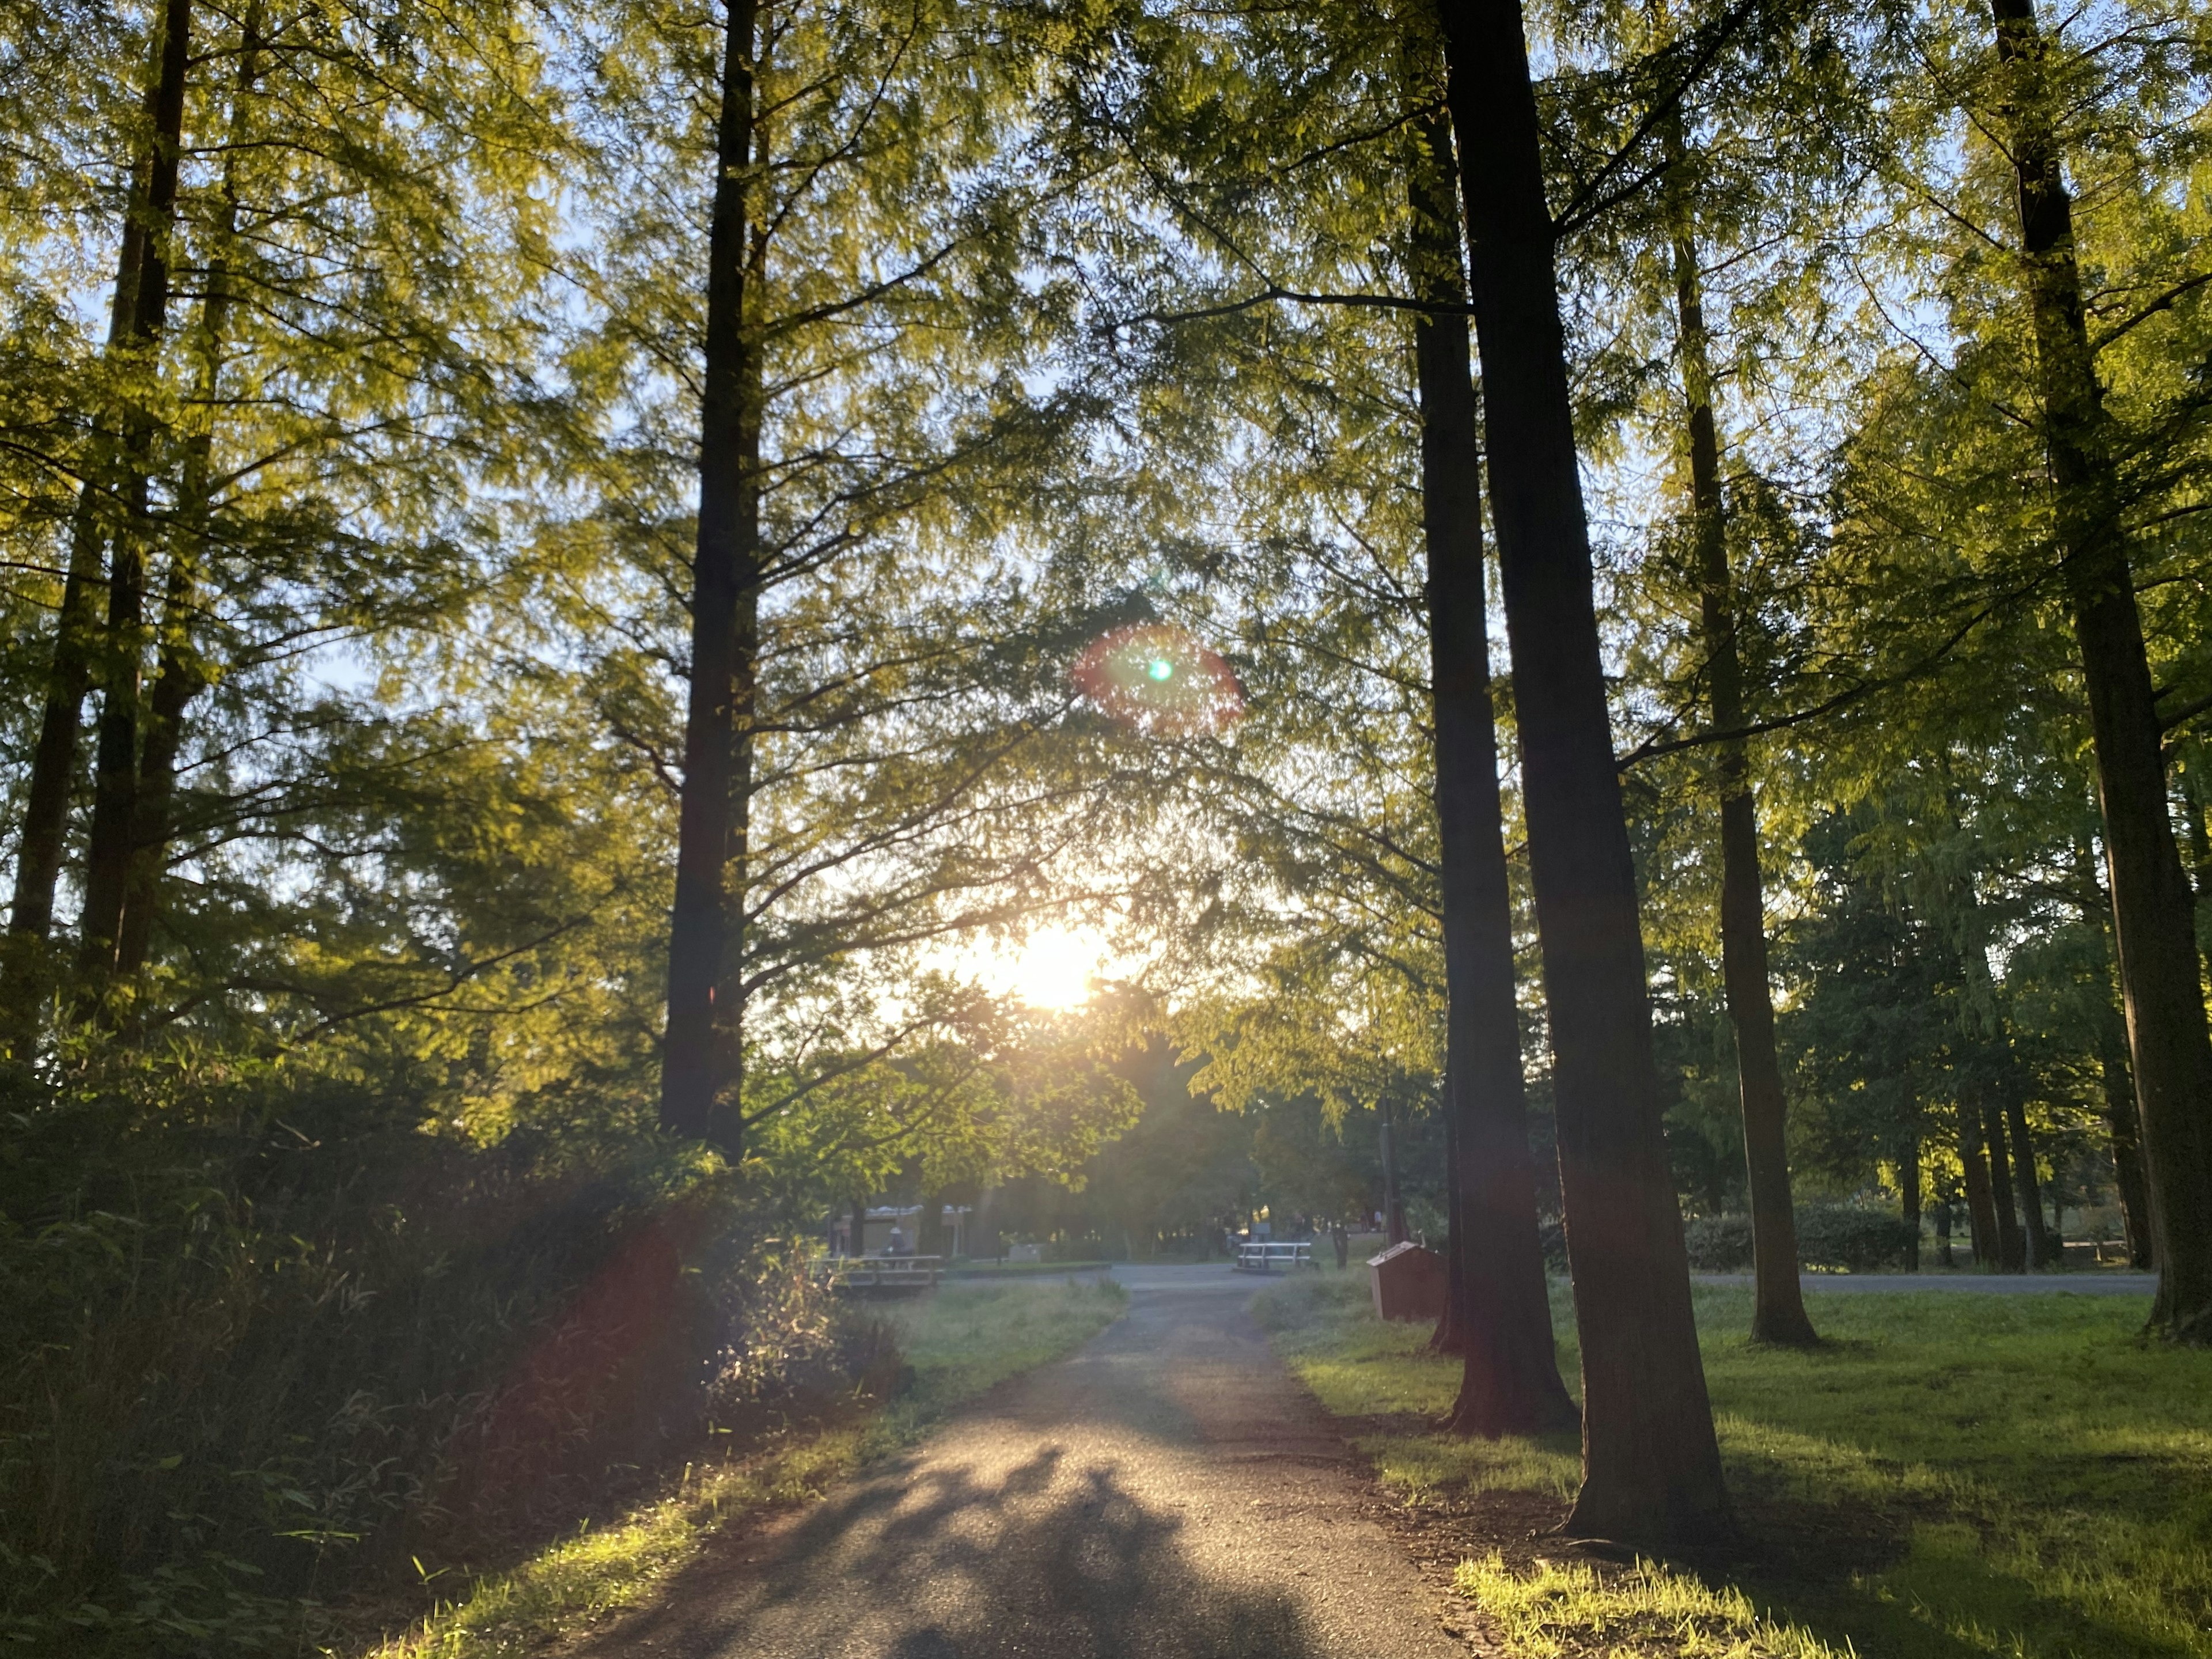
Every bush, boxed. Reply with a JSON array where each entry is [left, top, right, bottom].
[[0, 1066, 882, 1656], [1681, 1205, 1919, 1272]]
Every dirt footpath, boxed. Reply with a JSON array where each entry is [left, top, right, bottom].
[[596, 1267, 1471, 1658]]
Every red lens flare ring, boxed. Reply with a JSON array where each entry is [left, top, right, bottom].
[[1071, 622, 1244, 737]]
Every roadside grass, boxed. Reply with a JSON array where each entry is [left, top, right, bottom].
[[1455, 1551, 1849, 1658], [369, 1275, 1126, 1658], [1257, 1274, 2212, 1658]]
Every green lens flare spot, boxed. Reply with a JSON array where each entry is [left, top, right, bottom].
[[1146, 659, 1174, 681]]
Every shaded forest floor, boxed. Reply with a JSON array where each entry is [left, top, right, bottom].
[[363, 1277, 1127, 1658], [1257, 1271, 2212, 1658]]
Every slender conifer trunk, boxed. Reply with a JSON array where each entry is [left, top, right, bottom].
[[664, 0, 763, 1150], [1900, 1135, 1921, 1269], [1959, 1105, 2000, 1265], [1379, 1096, 1408, 1245], [2072, 834, 2155, 1263], [77, 0, 193, 997], [0, 21, 176, 1045], [2098, 1025, 2154, 1266], [1980, 1094, 2026, 1270], [1987, 0, 2212, 1337], [1661, 119, 1814, 1347], [116, 15, 259, 985], [1434, 0, 1726, 1539], [2002, 1082, 2052, 1267], [1408, 103, 1576, 1432]]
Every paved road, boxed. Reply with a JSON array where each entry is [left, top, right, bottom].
[[1694, 1270, 2157, 1296], [1123, 1265, 2158, 1309], [604, 1269, 1466, 1659], [1118, 1262, 2158, 1296]]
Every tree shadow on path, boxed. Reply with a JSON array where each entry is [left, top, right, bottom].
[[605, 1443, 1331, 1659]]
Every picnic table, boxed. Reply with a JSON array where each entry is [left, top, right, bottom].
[[821, 1253, 943, 1292], [1232, 1240, 1315, 1273]]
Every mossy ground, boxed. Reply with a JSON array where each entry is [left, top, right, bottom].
[[368, 1276, 1127, 1658], [1257, 1272, 2212, 1658]]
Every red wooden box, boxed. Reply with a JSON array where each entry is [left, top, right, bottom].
[[1368, 1240, 1446, 1321]]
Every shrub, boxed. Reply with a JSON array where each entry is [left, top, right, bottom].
[[0, 1067, 881, 1656], [1681, 1205, 1919, 1272]]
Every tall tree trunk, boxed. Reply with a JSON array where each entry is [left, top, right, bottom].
[[1434, 0, 1727, 1540], [1982, 1096, 2026, 1271], [116, 13, 259, 986], [2074, 830, 2155, 1263], [77, 0, 194, 998], [1662, 118, 1815, 1348], [1408, 104, 1576, 1430], [2002, 1084, 2053, 1268], [1959, 1104, 2001, 1267], [1935, 1193, 1954, 1268], [663, 0, 763, 1152], [0, 25, 172, 1048], [2099, 1027, 2155, 1266], [1987, 0, 2212, 1339], [1900, 1132, 1921, 1271]]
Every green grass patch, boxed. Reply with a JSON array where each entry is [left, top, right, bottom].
[[1259, 1274, 2212, 1658], [1455, 1551, 1849, 1658], [370, 1276, 1125, 1658]]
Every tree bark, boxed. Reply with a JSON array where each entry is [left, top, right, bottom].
[[77, 0, 193, 997], [1662, 121, 1815, 1347], [1408, 104, 1576, 1430], [1434, 0, 1728, 1539], [663, 0, 763, 1152], [115, 13, 259, 986], [1987, 0, 2212, 1338]]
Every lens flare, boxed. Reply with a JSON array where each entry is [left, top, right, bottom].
[[1073, 622, 1243, 737]]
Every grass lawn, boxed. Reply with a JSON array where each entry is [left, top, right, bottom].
[[1257, 1273, 2212, 1658], [369, 1275, 1126, 1658]]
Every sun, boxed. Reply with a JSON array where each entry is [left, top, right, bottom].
[[988, 924, 1108, 1010], [921, 922, 1128, 1011]]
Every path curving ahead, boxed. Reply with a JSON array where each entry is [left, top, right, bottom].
[[599, 1266, 1467, 1659]]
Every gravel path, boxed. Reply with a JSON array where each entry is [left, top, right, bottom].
[[602, 1269, 1468, 1659]]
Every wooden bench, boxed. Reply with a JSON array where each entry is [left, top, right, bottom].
[[1233, 1240, 1315, 1273]]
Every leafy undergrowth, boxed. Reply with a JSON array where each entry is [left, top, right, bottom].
[[370, 1277, 1126, 1658], [1258, 1273, 2212, 1658]]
